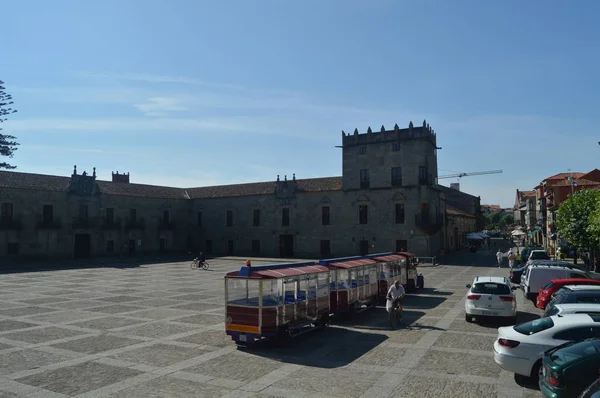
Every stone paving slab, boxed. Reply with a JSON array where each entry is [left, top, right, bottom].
[[0, 251, 544, 397]]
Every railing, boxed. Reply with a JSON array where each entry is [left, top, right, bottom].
[[125, 217, 145, 230], [416, 256, 437, 267], [414, 213, 443, 235], [101, 217, 122, 230], [72, 216, 98, 229], [0, 216, 22, 230], [36, 216, 62, 230]]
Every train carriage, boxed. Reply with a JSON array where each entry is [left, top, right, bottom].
[[366, 252, 409, 302], [319, 257, 379, 314], [224, 261, 330, 346], [398, 252, 420, 291]]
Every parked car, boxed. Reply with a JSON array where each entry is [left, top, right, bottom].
[[521, 265, 589, 300], [543, 303, 600, 318], [493, 313, 600, 381], [580, 378, 600, 397], [465, 276, 516, 323], [528, 249, 551, 263], [537, 278, 600, 309], [540, 338, 600, 397], [544, 286, 600, 317], [510, 260, 576, 285], [519, 246, 545, 265]]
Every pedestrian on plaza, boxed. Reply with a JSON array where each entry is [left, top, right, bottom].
[[594, 257, 600, 273], [496, 249, 503, 268], [508, 251, 516, 269]]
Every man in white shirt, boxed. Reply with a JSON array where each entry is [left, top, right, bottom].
[[387, 280, 406, 313], [496, 249, 503, 268]]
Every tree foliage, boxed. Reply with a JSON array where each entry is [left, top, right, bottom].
[[484, 212, 514, 230], [0, 80, 19, 169], [556, 189, 600, 250]]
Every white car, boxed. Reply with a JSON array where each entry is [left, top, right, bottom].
[[493, 313, 600, 381], [465, 276, 516, 323]]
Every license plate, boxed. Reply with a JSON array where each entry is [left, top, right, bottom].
[[481, 311, 497, 316], [239, 335, 247, 342]]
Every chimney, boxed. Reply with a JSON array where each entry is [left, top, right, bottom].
[[112, 171, 130, 183], [450, 182, 460, 191]]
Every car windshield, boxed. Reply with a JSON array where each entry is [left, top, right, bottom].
[[530, 251, 550, 260], [514, 317, 555, 335], [471, 283, 510, 295], [549, 340, 600, 366], [543, 282, 555, 290]]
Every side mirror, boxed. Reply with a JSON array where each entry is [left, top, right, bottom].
[[466, 284, 471, 288]]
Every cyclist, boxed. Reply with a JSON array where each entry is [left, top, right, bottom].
[[386, 280, 406, 313], [198, 252, 206, 264]]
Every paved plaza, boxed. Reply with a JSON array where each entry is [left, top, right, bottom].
[[0, 251, 543, 398]]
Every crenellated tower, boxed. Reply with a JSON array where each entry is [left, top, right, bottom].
[[339, 120, 439, 191]]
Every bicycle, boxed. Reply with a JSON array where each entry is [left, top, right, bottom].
[[388, 297, 403, 330], [190, 258, 209, 270]]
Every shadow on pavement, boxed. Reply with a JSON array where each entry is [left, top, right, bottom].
[[418, 288, 454, 296], [239, 326, 388, 368], [0, 254, 195, 275], [514, 374, 540, 390]]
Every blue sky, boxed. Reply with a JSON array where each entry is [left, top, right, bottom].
[[3, 0, 600, 207]]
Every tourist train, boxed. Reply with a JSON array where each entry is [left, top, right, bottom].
[[224, 252, 423, 346]]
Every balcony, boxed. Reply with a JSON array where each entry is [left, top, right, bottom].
[[125, 217, 145, 231], [158, 219, 176, 230], [415, 213, 443, 235], [0, 216, 22, 230], [36, 216, 62, 230], [72, 217, 98, 229], [101, 217, 122, 230]]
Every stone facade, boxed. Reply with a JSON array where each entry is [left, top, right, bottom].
[[0, 121, 480, 261]]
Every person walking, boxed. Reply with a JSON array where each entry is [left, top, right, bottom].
[[508, 251, 516, 269], [496, 249, 503, 268]]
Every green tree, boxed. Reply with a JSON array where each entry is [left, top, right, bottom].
[[502, 214, 515, 227], [0, 80, 19, 169], [556, 189, 600, 252]]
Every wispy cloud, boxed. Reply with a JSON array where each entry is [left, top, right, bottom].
[[133, 96, 188, 117]]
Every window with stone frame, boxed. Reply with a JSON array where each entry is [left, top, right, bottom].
[[419, 166, 428, 185], [358, 146, 367, 155], [282, 208, 290, 226], [320, 240, 331, 256], [1, 203, 13, 222], [391, 167, 402, 186], [359, 205, 368, 224], [392, 142, 400, 151], [322, 206, 330, 226], [360, 169, 370, 189], [253, 209, 260, 227], [226, 210, 233, 227], [395, 203, 405, 224]]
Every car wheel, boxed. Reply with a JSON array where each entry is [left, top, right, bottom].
[[530, 360, 542, 382], [465, 314, 473, 323]]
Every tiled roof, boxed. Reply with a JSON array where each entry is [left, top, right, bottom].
[[0, 171, 343, 200], [447, 205, 475, 218], [186, 177, 343, 199], [552, 178, 600, 187], [545, 172, 584, 180], [520, 190, 536, 198]]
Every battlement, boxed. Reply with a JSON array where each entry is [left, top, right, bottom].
[[341, 120, 437, 147], [112, 171, 130, 183]]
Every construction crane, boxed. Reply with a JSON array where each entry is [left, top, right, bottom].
[[438, 170, 503, 179]]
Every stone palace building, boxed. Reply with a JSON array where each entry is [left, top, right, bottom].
[[0, 120, 481, 261]]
